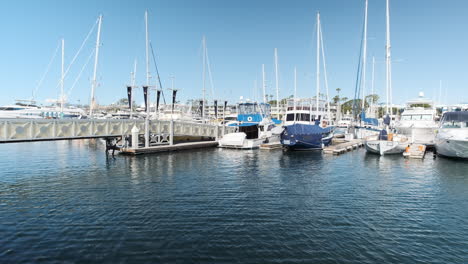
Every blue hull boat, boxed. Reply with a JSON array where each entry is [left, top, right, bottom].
[[280, 123, 334, 150]]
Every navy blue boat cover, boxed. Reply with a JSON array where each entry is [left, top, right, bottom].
[[284, 123, 333, 135]]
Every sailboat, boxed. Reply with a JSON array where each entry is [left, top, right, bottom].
[[364, 0, 408, 155], [280, 12, 334, 151]]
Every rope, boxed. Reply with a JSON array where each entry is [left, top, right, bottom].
[[33, 40, 61, 99], [149, 41, 166, 104]]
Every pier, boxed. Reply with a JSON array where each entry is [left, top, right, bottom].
[[0, 118, 235, 145], [323, 139, 364, 155]]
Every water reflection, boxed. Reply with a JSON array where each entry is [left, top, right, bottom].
[[0, 142, 467, 263]]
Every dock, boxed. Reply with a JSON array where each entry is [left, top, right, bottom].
[[323, 139, 364, 155], [119, 141, 219, 155], [259, 143, 282, 150], [403, 144, 426, 159]]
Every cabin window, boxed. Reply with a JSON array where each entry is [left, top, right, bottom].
[[442, 121, 461, 128], [421, 115, 432, 120]]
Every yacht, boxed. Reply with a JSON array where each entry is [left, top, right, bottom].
[[435, 111, 468, 159], [218, 102, 282, 149], [281, 98, 334, 150], [0, 102, 43, 119], [395, 92, 438, 145], [0, 101, 85, 119]]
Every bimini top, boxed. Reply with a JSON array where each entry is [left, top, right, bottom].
[[441, 111, 468, 122], [283, 123, 333, 135]]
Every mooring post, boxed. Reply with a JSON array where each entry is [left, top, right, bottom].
[[169, 120, 174, 145], [131, 125, 140, 149]]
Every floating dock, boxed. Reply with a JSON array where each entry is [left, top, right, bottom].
[[119, 141, 218, 155], [403, 144, 426, 159], [323, 139, 364, 155], [259, 143, 282, 150]]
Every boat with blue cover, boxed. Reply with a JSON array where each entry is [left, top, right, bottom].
[[281, 123, 334, 150]]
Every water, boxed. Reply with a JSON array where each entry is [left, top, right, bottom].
[[1, 140, 467, 263]]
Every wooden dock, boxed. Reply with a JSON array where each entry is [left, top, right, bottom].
[[403, 144, 426, 159], [323, 139, 364, 155], [119, 141, 219, 155], [259, 143, 282, 150]]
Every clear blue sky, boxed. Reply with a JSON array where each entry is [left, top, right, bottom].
[[1, 0, 467, 107]]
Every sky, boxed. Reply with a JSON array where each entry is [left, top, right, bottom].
[[1, 0, 468, 107]]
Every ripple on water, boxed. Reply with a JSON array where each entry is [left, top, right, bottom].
[[0, 141, 467, 263]]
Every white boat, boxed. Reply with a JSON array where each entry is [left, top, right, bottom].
[[365, 131, 409, 155], [435, 111, 468, 159], [0, 102, 43, 119], [219, 102, 282, 149], [0, 101, 85, 119], [395, 92, 438, 145]]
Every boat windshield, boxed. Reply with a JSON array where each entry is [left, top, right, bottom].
[[440, 112, 468, 128], [238, 103, 270, 116], [401, 114, 432, 121]]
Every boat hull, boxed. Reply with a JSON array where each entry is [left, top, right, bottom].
[[435, 138, 468, 159], [365, 140, 406, 155], [396, 126, 436, 145]]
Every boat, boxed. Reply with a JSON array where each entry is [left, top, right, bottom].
[[280, 13, 334, 151], [435, 111, 468, 159], [0, 100, 86, 119], [364, 128, 409, 155], [363, 0, 407, 155], [218, 102, 282, 149], [395, 92, 438, 145]]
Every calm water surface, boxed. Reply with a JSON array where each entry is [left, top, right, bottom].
[[1, 140, 467, 263]]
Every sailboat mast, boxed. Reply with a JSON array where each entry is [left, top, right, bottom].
[[361, 0, 368, 110], [274, 48, 279, 118], [89, 14, 102, 118], [202, 36, 206, 121], [371, 56, 375, 114], [294, 66, 297, 123], [60, 38, 65, 114], [262, 64, 266, 104], [130, 59, 137, 119], [144, 10, 150, 147], [316, 12, 320, 121], [385, 0, 391, 115]]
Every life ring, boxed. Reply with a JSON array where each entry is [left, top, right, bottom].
[[247, 116, 253, 122]]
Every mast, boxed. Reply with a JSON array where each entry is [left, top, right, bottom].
[[371, 56, 375, 115], [202, 35, 206, 121], [89, 14, 102, 118], [144, 10, 150, 147], [385, 0, 391, 115], [294, 67, 297, 123], [319, 19, 331, 122], [361, 0, 368, 110], [130, 59, 137, 119], [316, 12, 320, 121], [60, 38, 65, 114], [274, 48, 279, 118], [262, 64, 266, 103]]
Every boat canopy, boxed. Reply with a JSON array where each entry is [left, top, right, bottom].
[[440, 112, 468, 128], [441, 111, 468, 122], [360, 111, 379, 126]]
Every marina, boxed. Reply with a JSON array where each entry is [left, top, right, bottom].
[[2, 0, 468, 263]]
